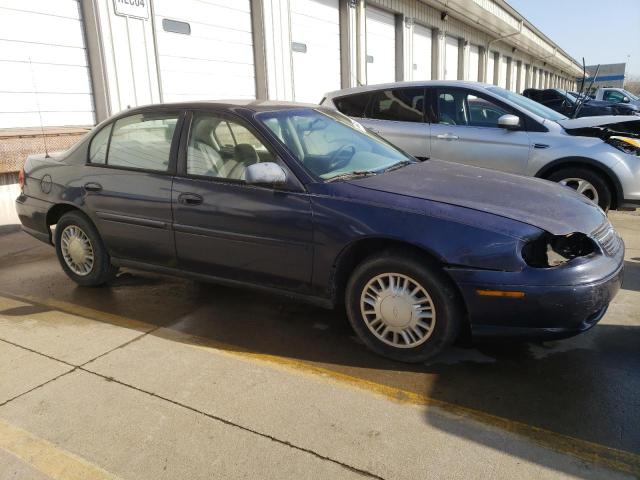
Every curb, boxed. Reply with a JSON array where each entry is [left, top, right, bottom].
[[0, 224, 20, 236]]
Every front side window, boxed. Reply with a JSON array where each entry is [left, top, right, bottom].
[[108, 113, 179, 171], [187, 113, 275, 180], [369, 88, 424, 123], [257, 108, 413, 180], [487, 86, 567, 121], [604, 90, 625, 103], [436, 89, 509, 127]]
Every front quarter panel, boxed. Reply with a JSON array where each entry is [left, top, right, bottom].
[[308, 182, 542, 296]]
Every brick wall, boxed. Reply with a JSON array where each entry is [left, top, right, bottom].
[[0, 127, 89, 174]]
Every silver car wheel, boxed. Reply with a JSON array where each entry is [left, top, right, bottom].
[[60, 225, 95, 276], [558, 177, 599, 204], [360, 273, 436, 349]]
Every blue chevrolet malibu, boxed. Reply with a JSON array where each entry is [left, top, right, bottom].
[[16, 101, 624, 362]]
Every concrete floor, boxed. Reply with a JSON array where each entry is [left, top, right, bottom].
[[0, 211, 638, 479]]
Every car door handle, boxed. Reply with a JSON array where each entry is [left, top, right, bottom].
[[436, 133, 459, 140], [178, 193, 203, 206], [83, 182, 102, 192]]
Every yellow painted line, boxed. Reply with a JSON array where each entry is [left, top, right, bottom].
[[0, 418, 122, 480], [3, 293, 640, 476]]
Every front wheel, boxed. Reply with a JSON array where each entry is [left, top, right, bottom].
[[54, 211, 117, 286], [547, 167, 612, 211], [345, 251, 463, 363]]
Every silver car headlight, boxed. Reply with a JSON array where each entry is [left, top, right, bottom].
[[607, 136, 640, 156]]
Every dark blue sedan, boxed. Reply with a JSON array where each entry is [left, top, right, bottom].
[[15, 101, 624, 362]]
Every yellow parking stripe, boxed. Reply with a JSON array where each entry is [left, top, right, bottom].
[[0, 418, 122, 480], [2, 293, 640, 476]]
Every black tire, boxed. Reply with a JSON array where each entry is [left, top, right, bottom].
[[345, 250, 463, 363], [547, 167, 612, 211], [54, 211, 117, 286]]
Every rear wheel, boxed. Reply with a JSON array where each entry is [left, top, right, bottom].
[[547, 167, 612, 211], [54, 211, 117, 286], [345, 251, 463, 363]]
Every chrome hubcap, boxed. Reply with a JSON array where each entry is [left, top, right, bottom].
[[558, 178, 599, 204], [360, 273, 436, 349], [60, 225, 94, 276]]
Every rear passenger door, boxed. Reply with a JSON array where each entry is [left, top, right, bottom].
[[335, 88, 430, 160], [83, 111, 182, 266], [172, 110, 314, 291]]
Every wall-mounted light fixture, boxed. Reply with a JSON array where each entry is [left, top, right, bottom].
[[441, 11, 448, 21]]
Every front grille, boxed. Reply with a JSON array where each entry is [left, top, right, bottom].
[[591, 221, 622, 256]]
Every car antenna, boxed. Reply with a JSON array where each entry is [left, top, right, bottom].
[[575, 64, 599, 118], [571, 58, 587, 118], [28, 56, 50, 158]]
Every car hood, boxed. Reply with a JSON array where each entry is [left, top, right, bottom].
[[556, 115, 640, 130], [348, 160, 606, 236]]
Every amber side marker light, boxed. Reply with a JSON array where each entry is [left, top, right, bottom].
[[476, 289, 526, 298]]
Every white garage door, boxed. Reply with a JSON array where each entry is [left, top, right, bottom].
[[291, 0, 340, 103], [487, 52, 495, 84], [468, 44, 480, 82], [366, 7, 395, 84], [0, 0, 94, 128], [518, 64, 526, 93], [154, 0, 256, 102], [498, 56, 508, 88], [412, 24, 432, 80], [444, 36, 459, 80]]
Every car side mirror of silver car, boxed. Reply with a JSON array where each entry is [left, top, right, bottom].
[[622, 96, 630, 103], [498, 114, 521, 130], [245, 162, 288, 186]]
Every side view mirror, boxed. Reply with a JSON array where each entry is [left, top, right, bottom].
[[245, 162, 287, 186], [498, 114, 521, 130], [622, 96, 630, 103]]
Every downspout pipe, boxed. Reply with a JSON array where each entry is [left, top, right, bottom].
[[483, 21, 522, 83]]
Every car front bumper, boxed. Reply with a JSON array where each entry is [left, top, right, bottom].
[[446, 249, 624, 341]]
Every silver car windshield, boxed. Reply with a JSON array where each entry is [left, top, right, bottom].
[[487, 86, 568, 121], [256, 108, 413, 181]]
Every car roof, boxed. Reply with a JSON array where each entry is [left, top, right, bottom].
[[323, 80, 495, 98], [120, 99, 323, 115]]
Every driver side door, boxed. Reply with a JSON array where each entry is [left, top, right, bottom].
[[172, 110, 314, 291], [429, 87, 531, 174]]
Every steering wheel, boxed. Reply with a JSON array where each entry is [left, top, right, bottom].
[[328, 144, 356, 171]]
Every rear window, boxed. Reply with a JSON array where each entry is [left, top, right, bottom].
[[334, 93, 370, 117], [369, 88, 424, 123]]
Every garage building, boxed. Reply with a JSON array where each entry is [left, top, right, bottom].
[[0, 0, 583, 174]]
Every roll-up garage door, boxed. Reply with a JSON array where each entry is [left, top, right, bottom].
[[291, 0, 340, 103], [468, 44, 480, 82], [444, 36, 459, 80], [498, 56, 508, 88], [366, 7, 395, 84], [0, 0, 94, 128], [412, 25, 432, 80], [154, 0, 256, 102]]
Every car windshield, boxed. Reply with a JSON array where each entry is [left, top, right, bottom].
[[621, 89, 639, 101], [488, 86, 568, 121], [256, 108, 414, 180], [557, 89, 578, 103]]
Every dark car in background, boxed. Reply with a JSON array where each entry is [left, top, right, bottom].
[[15, 101, 623, 362], [522, 88, 639, 117]]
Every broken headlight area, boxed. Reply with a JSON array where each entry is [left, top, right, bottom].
[[522, 233, 597, 268], [607, 136, 640, 156]]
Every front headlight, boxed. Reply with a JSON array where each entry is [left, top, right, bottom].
[[607, 136, 640, 156], [522, 232, 597, 268]]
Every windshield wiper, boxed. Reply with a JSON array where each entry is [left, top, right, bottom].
[[326, 170, 376, 182], [380, 160, 413, 173]]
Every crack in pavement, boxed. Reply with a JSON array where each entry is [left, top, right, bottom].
[[0, 337, 387, 480]]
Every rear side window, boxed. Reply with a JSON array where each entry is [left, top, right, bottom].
[[88, 125, 112, 164], [107, 114, 179, 171], [334, 93, 370, 117], [369, 88, 424, 123]]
